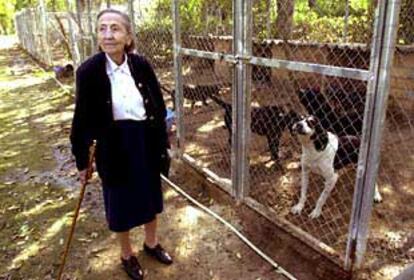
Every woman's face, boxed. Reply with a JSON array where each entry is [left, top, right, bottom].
[[97, 12, 132, 57]]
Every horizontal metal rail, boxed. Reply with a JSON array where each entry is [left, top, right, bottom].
[[180, 47, 371, 81]]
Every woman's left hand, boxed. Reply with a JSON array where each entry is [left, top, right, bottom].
[[160, 150, 171, 177]]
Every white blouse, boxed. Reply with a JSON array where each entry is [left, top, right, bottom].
[[105, 54, 147, 121]]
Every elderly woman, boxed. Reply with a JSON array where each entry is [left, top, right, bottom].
[[70, 8, 172, 280]]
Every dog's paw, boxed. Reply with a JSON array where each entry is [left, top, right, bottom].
[[309, 208, 322, 219], [374, 191, 383, 203], [291, 203, 304, 215]]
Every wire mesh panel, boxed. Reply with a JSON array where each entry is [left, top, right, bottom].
[[176, 0, 233, 184], [358, 3, 414, 278], [135, 7, 173, 70], [240, 0, 378, 265], [15, 1, 174, 82], [251, 0, 374, 63], [246, 70, 369, 262], [15, 8, 50, 65], [134, 0, 175, 97], [171, 0, 406, 270], [179, 57, 233, 181], [15, 6, 80, 68], [46, 12, 82, 67], [180, 1, 233, 52]]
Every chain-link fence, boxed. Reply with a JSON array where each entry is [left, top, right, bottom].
[[14, 0, 413, 278], [14, 1, 174, 86], [15, 3, 88, 68], [358, 1, 414, 278], [15, 6, 52, 66], [171, 0, 413, 278], [173, 0, 369, 269]]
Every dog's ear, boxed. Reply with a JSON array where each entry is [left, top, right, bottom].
[[311, 116, 328, 151], [298, 89, 306, 98], [307, 115, 318, 127]]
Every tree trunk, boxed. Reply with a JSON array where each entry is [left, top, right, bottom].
[[308, 0, 316, 8], [275, 0, 299, 92], [54, 14, 73, 60], [275, 0, 295, 40]]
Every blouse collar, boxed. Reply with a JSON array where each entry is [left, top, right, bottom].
[[105, 53, 130, 76]]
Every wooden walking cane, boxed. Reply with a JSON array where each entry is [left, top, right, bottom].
[[57, 144, 95, 280]]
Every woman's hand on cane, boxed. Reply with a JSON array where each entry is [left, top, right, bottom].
[[79, 169, 92, 185]]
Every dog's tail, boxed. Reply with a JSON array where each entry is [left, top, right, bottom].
[[208, 94, 232, 111]]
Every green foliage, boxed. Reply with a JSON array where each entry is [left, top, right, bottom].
[[15, 0, 38, 11], [292, 0, 373, 43], [0, 0, 69, 34], [293, 0, 373, 43], [142, 0, 376, 44], [140, 0, 232, 35], [0, 0, 16, 34], [6, 0, 412, 45]]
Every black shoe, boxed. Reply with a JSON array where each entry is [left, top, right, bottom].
[[143, 243, 173, 265], [121, 255, 144, 280]]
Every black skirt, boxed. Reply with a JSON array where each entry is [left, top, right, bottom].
[[95, 120, 163, 232]]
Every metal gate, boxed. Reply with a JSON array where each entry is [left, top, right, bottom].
[[171, 0, 409, 272]]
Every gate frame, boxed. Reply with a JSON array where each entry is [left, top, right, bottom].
[[345, 0, 402, 270], [171, 0, 401, 271]]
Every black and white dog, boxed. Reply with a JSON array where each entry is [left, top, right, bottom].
[[298, 88, 364, 136], [290, 115, 382, 219]]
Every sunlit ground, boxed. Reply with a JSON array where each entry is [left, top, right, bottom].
[[0, 41, 80, 278]]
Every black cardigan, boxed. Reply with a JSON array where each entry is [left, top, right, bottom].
[[70, 52, 169, 171]]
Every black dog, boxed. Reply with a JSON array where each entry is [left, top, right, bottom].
[[209, 94, 300, 165], [161, 84, 222, 110], [298, 88, 363, 136]]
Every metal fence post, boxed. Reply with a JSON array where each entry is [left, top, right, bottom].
[[345, 0, 402, 270], [39, 0, 52, 65], [172, 0, 184, 155], [31, 9, 36, 55], [241, 0, 252, 199], [232, 0, 251, 199]]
